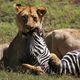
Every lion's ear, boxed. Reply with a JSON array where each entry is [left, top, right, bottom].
[[37, 7, 47, 17], [14, 4, 22, 12]]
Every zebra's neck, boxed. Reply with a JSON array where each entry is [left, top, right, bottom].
[[30, 29, 51, 72]]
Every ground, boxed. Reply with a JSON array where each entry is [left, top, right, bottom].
[[0, 70, 80, 80]]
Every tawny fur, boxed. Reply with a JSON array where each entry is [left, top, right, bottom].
[[45, 28, 80, 59]]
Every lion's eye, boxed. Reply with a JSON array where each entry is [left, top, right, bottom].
[[32, 16, 37, 22], [22, 15, 28, 22]]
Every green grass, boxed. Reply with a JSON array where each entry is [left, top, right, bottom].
[[0, 70, 80, 80], [0, 22, 18, 44], [0, 0, 80, 42]]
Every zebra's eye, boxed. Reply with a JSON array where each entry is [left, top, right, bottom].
[[22, 15, 28, 22]]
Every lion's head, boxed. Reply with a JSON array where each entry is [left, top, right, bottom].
[[15, 4, 47, 33]]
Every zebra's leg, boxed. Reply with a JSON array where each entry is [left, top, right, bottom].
[[22, 64, 45, 75]]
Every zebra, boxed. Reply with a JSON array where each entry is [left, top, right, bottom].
[[49, 49, 80, 76], [21, 28, 51, 73]]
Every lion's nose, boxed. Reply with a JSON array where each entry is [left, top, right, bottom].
[[25, 25, 33, 30]]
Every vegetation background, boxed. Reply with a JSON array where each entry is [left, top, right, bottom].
[[0, 0, 80, 80], [0, 0, 80, 43]]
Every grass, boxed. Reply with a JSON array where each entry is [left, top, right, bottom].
[[0, 70, 80, 80], [0, 0, 80, 41], [0, 22, 18, 44]]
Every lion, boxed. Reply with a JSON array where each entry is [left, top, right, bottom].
[[2, 4, 60, 74], [45, 28, 80, 59], [3, 4, 48, 73]]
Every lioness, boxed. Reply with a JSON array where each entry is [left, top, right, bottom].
[[3, 4, 60, 74], [45, 29, 80, 59], [4, 4, 49, 74]]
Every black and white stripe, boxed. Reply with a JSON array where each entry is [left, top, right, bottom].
[[60, 50, 80, 75], [49, 50, 80, 75], [24, 28, 51, 72]]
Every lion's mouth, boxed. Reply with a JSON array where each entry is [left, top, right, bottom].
[[25, 27, 36, 33], [22, 26, 43, 37], [22, 27, 38, 36], [25, 25, 38, 33]]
